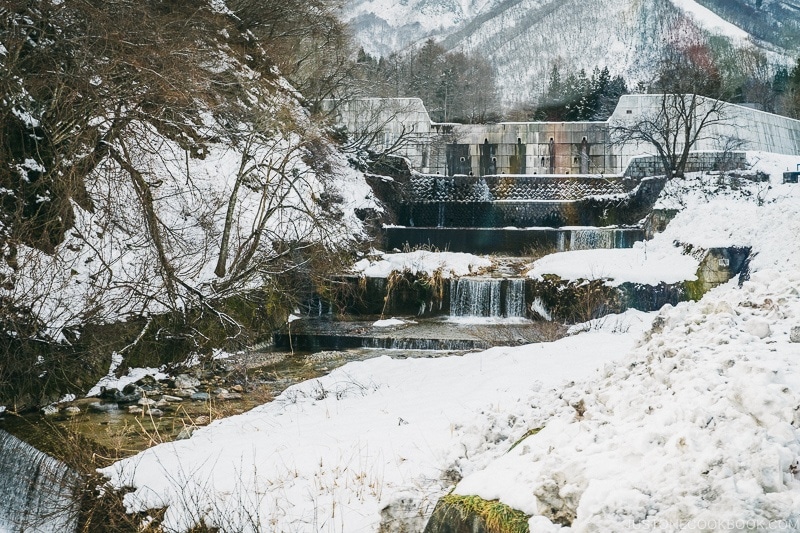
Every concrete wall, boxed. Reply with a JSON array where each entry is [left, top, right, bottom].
[[325, 98, 435, 169], [444, 122, 616, 175], [610, 94, 800, 158], [329, 95, 800, 176]]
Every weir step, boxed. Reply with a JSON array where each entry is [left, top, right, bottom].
[[384, 227, 645, 255]]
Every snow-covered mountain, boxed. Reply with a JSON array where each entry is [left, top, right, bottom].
[[342, 0, 800, 104], [340, 0, 502, 58]]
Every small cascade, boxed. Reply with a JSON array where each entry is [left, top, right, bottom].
[[450, 278, 502, 317], [569, 228, 614, 250], [556, 231, 567, 252], [0, 430, 81, 533], [505, 279, 527, 318], [449, 278, 527, 318], [363, 338, 488, 351]]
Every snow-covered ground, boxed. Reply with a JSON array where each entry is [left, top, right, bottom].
[[100, 311, 651, 532], [100, 155, 800, 531], [456, 270, 800, 532]]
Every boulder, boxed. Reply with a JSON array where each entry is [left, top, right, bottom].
[[423, 494, 530, 533], [174, 374, 201, 389], [161, 395, 184, 402], [217, 392, 243, 401]]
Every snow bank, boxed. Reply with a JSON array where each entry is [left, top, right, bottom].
[[100, 311, 653, 532], [658, 181, 800, 272], [527, 242, 699, 286], [352, 250, 493, 278], [455, 269, 800, 531], [530, 170, 800, 285], [451, 165, 800, 530]]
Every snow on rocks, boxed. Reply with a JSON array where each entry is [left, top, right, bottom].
[[527, 241, 699, 286], [372, 317, 408, 327], [353, 250, 493, 278]]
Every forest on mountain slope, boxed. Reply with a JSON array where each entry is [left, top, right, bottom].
[[344, 0, 800, 112], [352, 33, 800, 122]]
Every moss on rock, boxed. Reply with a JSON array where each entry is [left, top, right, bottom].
[[424, 493, 530, 533]]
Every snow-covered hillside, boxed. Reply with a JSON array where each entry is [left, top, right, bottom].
[[343, 0, 799, 104], [100, 154, 800, 531], [1, 109, 375, 338], [0, 0, 378, 343]]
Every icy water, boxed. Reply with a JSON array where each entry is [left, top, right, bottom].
[[0, 347, 475, 462], [0, 320, 563, 529], [0, 347, 466, 531], [0, 430, 81, 533]]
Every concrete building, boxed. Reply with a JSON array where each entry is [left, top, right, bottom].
[[328, 94, 800, 176]]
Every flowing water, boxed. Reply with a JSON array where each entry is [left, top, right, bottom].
[[569, 228, 632, 250], [449, 278, 527, 318], [0, 430, 81, 533]]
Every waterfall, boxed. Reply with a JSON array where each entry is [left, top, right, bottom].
[[0, 430, 81, 533], [450, 278, 501, 317], [556, 231, 567, 252], [505, 279, 527, 318], [449, 279, 526, 318], [569, 228, 613, 250]]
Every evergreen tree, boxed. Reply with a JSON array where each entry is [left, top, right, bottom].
[[773, 68, 790, 95]]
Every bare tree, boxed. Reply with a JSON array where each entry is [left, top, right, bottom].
[[611, 31, 741, 179], [0, 0, 368, 409], [323, 98, 432, 163], [611, 93, 732, 179]]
